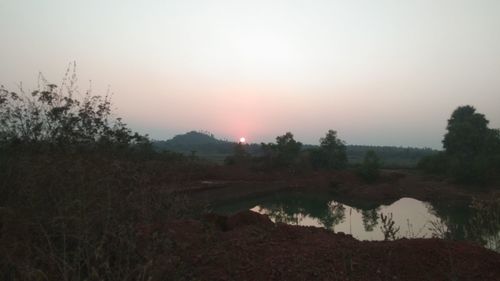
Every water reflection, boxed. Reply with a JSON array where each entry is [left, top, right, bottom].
[[248, 192, 440, 240], [361, 209, 378, 232], [429, 199, 500, 252], [214, 190, 500, 251]]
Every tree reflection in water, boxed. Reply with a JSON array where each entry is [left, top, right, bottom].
[[320, 202, 345, 231], [220, 190, 500, 252], [427, 199, 500, 252], [256, 191, 346, 231], [361, 209, 379, 232]]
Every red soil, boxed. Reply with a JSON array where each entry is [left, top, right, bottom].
[[143, 211, 500, 281]]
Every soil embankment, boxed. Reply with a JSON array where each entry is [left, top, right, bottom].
[[157, 169, 500, 280], [148, 210, 500, 281]]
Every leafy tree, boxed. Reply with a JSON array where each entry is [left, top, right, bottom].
[[419, 105, 500, 184], [443, 105, 491, 156], [225, 142, 250, 165], [309, 130, 347, 170], [357, 150, 381, 183], [0, 66, 148, 152], [319, 130, 347, 169], [260, 132, 302, 168], [442, 105, 500, 183], [276, 132, 302, 159]]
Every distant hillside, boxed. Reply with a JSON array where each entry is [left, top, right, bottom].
[[152, 131, 260, 162], [153, 131, 438, 167], [153, 131, 232, 155]]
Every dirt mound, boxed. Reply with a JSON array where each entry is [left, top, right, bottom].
[[150, 211, 500, 281], [225, 210, 274, 230]]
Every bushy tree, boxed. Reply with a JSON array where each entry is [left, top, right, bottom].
[[443, 105, 491, 156], [357, 150, 381, 183], [0, 66, 148, 151], [443, 106, 500, 183], [225, 142, 251, 165], [260, 132, 302, 168], [419, 105, 500, 184], [310, 130, 347, 170]]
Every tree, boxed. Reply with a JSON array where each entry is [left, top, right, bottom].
[[443, 105, 491, 156], [225, 142, 250, 165], [310, 130, 347, 170], [419, 105, 500, 184], [442, 105, 500, 183], [0, 66, 147, 151], [260, 132, 302, 168], [357, 150, 381, 183]]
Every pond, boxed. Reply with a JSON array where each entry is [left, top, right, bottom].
[[213, 190, 500, 252]]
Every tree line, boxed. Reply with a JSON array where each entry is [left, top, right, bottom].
[[226, 130, 381, 182]]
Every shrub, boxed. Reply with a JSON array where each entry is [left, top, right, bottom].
[[357, 150, 381, 183], [0, 64, 147, 152], [417, 152, 448, 175], [309, 130, 347, 170], [0, 67, 203, 280], [225, 142, 251, 165]]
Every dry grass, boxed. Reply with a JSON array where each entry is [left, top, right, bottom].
[[0, 149, 206, 280]]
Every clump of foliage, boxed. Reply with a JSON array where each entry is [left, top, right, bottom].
[[468, 199, 500, 251], [443, 106, 500, 183], [357, 150, 381, 183], [347, 145, 436, 168], [260, 132, 303, 170], [417, 152, 448, 175], [380, 213, 400, 241], [255, 130, 348, 172], [0, 66, 205, 280], [225, 142, 251, 165], [309, 130, 347, 170], [418, 105, 500, 184], [0, 65, 148, 152]]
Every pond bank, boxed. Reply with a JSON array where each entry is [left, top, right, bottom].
[[160, 169, 500, 280], [176, 169, 499, 208], [149, 210, 500, 281]]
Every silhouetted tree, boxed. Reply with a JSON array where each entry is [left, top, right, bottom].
[[357, 150, 381, 183], [444, 105, 491, 156], [442, 106, 500, 183], [418, 105, 500, 184], [260, 132, 302, 169], [225, 142, 250, 165], [310, 130, 347, 170], [0, 66, 148, 152]]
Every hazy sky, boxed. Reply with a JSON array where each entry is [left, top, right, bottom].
[[1, 0, 500, 148]]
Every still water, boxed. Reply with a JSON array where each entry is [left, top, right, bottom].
[[213, 190, 500, 251]]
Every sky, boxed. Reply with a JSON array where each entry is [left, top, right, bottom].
[[1, 0, 500, 149]]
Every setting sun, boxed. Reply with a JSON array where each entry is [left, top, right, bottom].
[[239, 137, 246, 143]]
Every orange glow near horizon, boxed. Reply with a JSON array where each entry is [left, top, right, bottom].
[[2, 0, 500, 149], [239, 137, 246, 143]]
